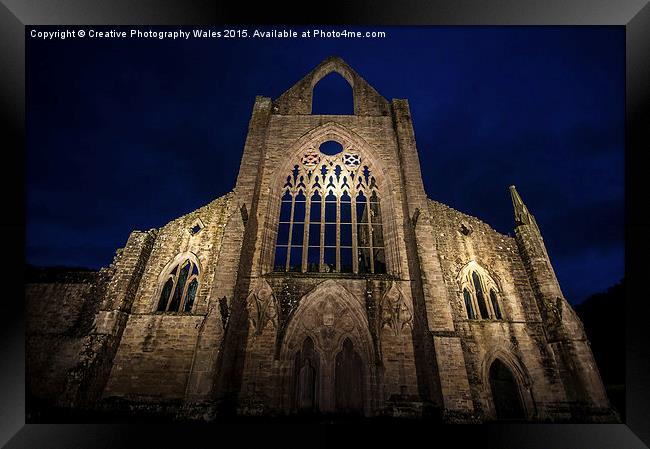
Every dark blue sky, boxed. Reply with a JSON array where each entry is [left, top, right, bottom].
[[26, 26, 624, 305]]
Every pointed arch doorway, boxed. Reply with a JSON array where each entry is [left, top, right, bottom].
[[291, 335, 365, 415], [489, 359, 526, 420], [282, 282, 375, 416]]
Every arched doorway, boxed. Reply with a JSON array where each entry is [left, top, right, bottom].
[[280, 281, 375, 415], [489, 359, 525, 420], [334, 338, 364, 415]]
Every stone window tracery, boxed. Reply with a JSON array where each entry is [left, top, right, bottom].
[[458, 261, 503, 321], [156, 258, 199, 313], [274, 142, 386, 274]]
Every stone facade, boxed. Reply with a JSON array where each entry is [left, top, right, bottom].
[[26, 57, 615, 422]]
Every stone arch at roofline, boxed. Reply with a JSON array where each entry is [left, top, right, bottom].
[[272, 56, 390, 116]]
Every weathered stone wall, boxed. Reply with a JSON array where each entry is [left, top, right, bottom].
[[53, 231, 156, 409], [101, 193, 235, 402], [102, 314, 203, 400], [26, 275, 96, 404], [427, 199, 570, 419], [428, 199, 541, 323], [511, 191, 612, 418], [391, 98, 468, 413], [128, 194, 234, 316], [27, 277, 94, 335]]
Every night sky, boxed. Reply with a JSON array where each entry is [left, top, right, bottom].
[[26, 26, 624, 305]]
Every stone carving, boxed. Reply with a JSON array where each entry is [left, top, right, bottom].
[[322, 302, 335, 326], [319, 326, 337, 349], [240, 203, 249, 226], [246, 280, 278, 335], [340, 314, 355, 332], [544, 297, 563, 325], [380, 282, 413, 336], [285, 283, 368, 359], [412, 208, 420, 227]]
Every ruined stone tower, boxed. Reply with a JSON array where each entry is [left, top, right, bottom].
[[26, 56, 615, 422]]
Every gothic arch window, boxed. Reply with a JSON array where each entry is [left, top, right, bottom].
[[311, 72, 354, 115], [273, 141, 386, 274], [156, 258, 199, 313], [458, 261, 504, 321]]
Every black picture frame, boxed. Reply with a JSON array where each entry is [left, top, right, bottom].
[[2, 1, 648, 447]]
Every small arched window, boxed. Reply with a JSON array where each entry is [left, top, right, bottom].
[[157, 258, 199, 313], [463, 288, 476, 319], [458, 261, 504, 321]]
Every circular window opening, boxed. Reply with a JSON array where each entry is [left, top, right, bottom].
[[319, 140, 343, 156]]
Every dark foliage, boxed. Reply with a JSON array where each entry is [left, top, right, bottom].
[[574, 279, 625, 418]]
